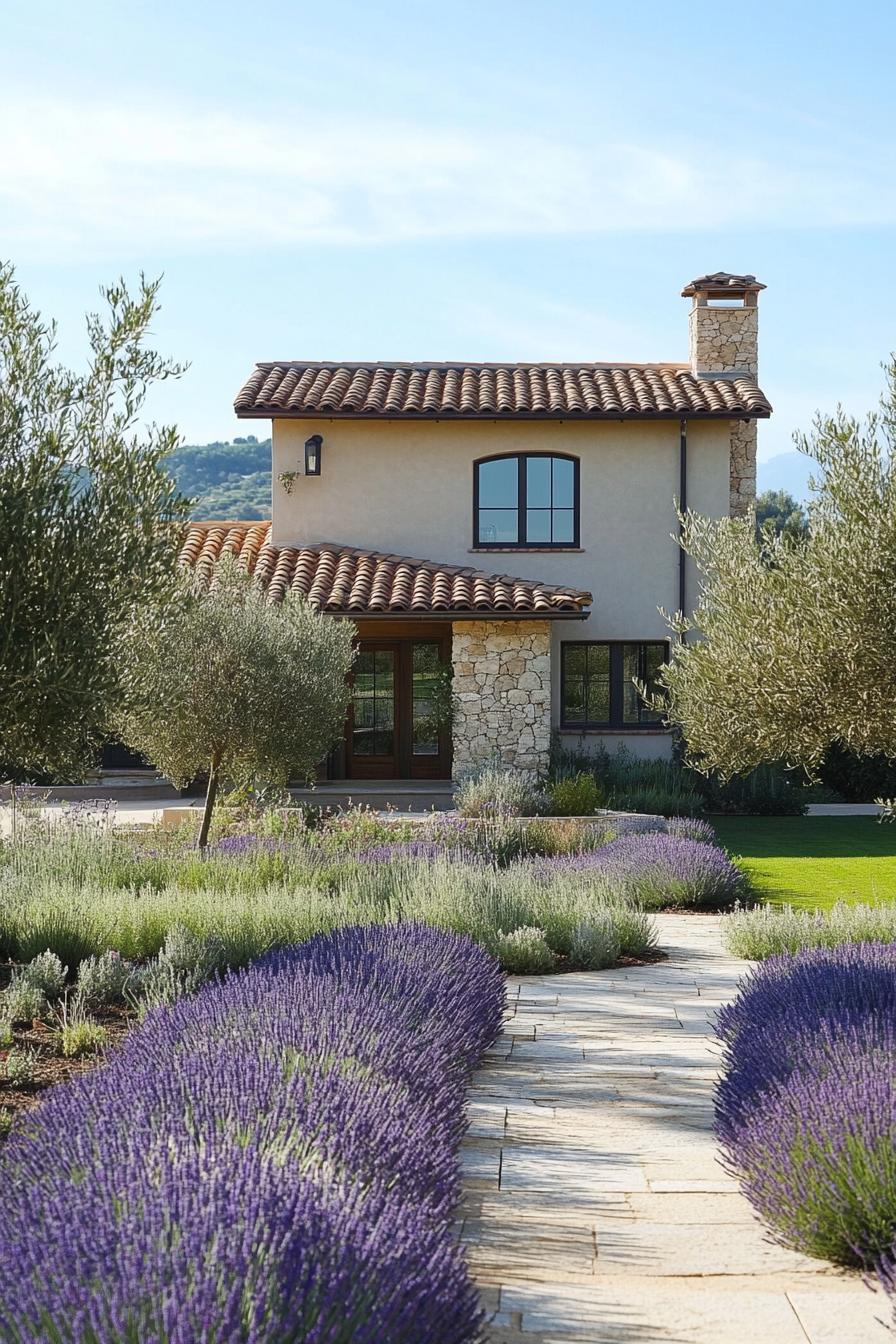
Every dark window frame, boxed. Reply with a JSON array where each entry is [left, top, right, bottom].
[[473, 452, 580, 549], [560, 640, 669, 730]]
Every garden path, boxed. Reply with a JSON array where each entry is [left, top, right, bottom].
[[460, 913, 889, 1344]]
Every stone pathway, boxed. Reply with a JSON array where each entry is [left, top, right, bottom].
[[460, 914, 890, 1344]]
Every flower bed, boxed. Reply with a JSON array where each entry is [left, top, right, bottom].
[[715, 944, 896, 1275], [723, 900, 896, 960], [0, 923, 504, 1343], [536, 830, 746, 909]]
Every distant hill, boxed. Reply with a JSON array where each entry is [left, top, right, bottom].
[[168, 437, 272, 519], [757, 452, 814, 502]]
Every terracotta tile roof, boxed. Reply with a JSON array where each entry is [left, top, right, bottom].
[[681, 272, 766, 297], [234, 361, 771, 420], [179, 523, 592, 618]]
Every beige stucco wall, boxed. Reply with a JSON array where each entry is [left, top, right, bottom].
[[271, 416, 732, 760]]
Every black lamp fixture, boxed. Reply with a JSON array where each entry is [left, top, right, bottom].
[[304, 433, 323, 476]]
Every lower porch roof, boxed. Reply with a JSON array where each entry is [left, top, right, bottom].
[[180, 522, 591, 619]]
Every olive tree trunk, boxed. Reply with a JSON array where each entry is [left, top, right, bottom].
[[196, 751, 222, 852]]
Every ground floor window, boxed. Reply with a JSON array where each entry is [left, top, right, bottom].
[[561, 641, 668, 729]]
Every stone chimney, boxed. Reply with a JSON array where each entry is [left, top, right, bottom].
[[681, 272, 766, 517]]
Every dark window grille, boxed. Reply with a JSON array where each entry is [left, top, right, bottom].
[[561, 641, 668, 729], [474, 453, 579, 548]]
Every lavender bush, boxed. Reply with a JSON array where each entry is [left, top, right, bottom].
[[716, 944, 896, 1267], [0, 923, 504, 1343], [537, 832, 746, 909]]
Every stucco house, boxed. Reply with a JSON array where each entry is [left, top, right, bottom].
[[181, 272, 771, 783]]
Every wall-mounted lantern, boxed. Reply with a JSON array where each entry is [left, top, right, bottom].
[[304, 434, 323, 476]]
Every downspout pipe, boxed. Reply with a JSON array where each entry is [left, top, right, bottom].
[[678, 416, 688, 638]]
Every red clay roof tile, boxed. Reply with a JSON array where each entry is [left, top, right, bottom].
[[179, 523, 591, 618], [234, 361, 771, 420]]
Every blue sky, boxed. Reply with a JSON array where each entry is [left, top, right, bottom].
[[3, 0, 895, 467]]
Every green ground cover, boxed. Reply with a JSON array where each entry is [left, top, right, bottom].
[[713, 816, 896, 909]]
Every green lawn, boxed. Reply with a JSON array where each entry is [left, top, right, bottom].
[[712, 816, 896, 909]]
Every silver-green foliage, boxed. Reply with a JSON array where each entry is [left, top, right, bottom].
[[0, 266, 190, 779], [569, 913, 622, 970], [0, 856, 657, 976], [75, 950, 134, 1006], [20, 949, 67, 998], [2, 978, 46, 1023], [116, 557, 356, 844], [723, 901, 896, 961], [660, 359, 896, 775], [494, 926, 557, 974], [130, 925, 228, 1012], [4, 1048, 38, 1087], [455, 764, 549, 818]]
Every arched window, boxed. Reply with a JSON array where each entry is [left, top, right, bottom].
[[473, 453, 579, 548]]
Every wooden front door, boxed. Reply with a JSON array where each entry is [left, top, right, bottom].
[[346, 636, 451, 779]]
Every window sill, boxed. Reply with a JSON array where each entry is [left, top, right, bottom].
[[469, 547, 585, 554], [558, 727, 671, 736]]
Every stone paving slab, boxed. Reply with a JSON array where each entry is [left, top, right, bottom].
[[460, 913, 890, 1343]]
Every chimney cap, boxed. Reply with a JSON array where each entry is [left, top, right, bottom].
[[682, 272, 766, 298]]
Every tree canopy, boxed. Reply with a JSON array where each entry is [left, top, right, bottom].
[[117, 559, 356, 846], [0, 265, 190, 780], [661, 359, 896, 776], [754, 489, 809, 544]]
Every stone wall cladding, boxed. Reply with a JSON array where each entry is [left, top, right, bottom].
[[688, 302, 759, 517], [729, 418, 757, 517], [688, 305, 758, 377], [452, 620, 551, 776]]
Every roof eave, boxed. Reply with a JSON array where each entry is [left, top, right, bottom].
[[325, 608, 590, 621], [234, 407, 773, 421]]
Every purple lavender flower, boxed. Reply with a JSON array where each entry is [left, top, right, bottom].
[[0, 923, 505, 1342], [715, 944, 896, 1271], [209, 833, 284, 857], [535, 832, 745, 908]]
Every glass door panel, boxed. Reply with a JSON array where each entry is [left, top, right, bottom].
[[411, 642, 441, 758], [350, 648, 396, 762]]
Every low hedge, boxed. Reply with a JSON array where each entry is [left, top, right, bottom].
[[715, 944, 896, 1274], [0, 923, 504, 1343]]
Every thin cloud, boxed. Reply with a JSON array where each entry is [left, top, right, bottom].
[[2, 95, 896, 261]]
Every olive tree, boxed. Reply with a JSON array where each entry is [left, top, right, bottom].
[[117, 559, 356, 847], [660, 358, 896, 776], [0, 264, 189, 780]]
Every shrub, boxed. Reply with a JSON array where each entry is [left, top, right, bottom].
[[0, 1020, 12, 1047], [0, 924, 504, 1342], [494, 926, 557, 974], [716, 944, 896, 1267], [820, 742, 896, 804], [700, 763, 808, 816], [59, 1014, 109, 1059], [131, 925, 228, 1012], [1, 977, 47, 1024], [722, 901, 896, 961], [879, 798, 896, 823], [539, 833, 747, 909], [455, 764, 548, 818], [720, 1026, 896, 1265], [665, 816, 717, 844], [546, 772, 603, 816], [75, 950, 134, 1005], [610, 786, 705, 818], [20, 948, 67, 999], [569, 914, 621, 970], [4, 1047, 38, 1088]]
